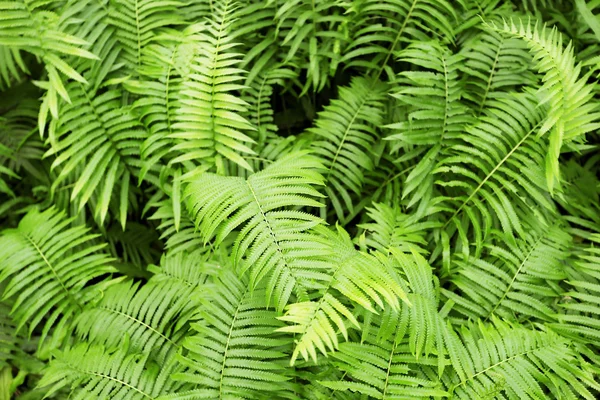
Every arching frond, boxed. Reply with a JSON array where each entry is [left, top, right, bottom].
[[320, 311, 448, 399], [39, 337, 184, 400], [435, 92, 551, 254], [170, 269, 293, 399], [342, 0, 456, 79], [443, 320, 600, 399], [460, 26, 537, 113], [488, 18, 600, 191], [185, 151, 328, 311], [308, 77, 386, 221], [358, 202, 438, 254], [74, 252, 212, 364], [443, 217, 571, 322], [108, 0, 185, 72], [0, 207, 116, 344]]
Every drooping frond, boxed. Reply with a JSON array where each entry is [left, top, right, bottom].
[[342, 0, 456, 79], [443, 217, 571, 322], [0, 207, 116, 344], [43, 36, 147, 227], [0, 0, 98, 110], [169, 269, 293, 399], [488, 18, 600, 191], [386, 41, 473, 209], [278, 225, 408, 365], [170, 0, 256, 173], [435, 92, 551, 254], [460, 26, 537, 113], [185, 151, 328, 311], [443, 319, 600, 399], [39, 337, 184, 399], [74, 252, 212, 364], [308, 77, 386, 221]]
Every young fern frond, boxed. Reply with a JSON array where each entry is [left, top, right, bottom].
[[39, 337, 184, 400], [0, 207, 116, 345], [170, 269, 293, 399], [278, 225, 407, 365], [185, 151, 328, 311], [308, 77, 386, 221], [443, 319, 600, 400], [443, 218, 571, 322], [386, 41, 473, 210], [170, 0, 256, 173], [488, 18, 600, 192]]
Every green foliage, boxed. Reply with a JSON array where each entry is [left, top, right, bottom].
[[1, 0, 600, 399]]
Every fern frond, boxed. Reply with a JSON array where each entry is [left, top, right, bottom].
[[358, 202, 438, 254], [436, 92, 551, 253], [460, 27, 537, 113], [74, 252, 212, 364], [443, 217, 571, 322], [108, 0, 185, 72], [278, 225, 408, 365], [185, 151, 328, 311], [43, 34, 147, 227], [320, 310, 448, 399], [308, 77, 386, 221], [443, 319, 600, 399], [343, 0, 456, 79], [170, 269, 293, 399], [39, 337, 184, 399], [0, 207, 116, 345], [488, 18, 600, 191], [170, 0, 256, 173], [386, 41, 473, 210]]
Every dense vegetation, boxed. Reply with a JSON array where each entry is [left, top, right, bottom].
[[1, 0, 600, 398]]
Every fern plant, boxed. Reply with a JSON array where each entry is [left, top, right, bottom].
[[2, 0, 600, 399]]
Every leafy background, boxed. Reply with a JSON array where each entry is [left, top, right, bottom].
[[1, 0, 600, 399]]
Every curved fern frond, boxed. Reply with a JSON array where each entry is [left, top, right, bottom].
[[386, 41, 473, 210], [460, 27, 537, 113], [488, 18, 600, 192], [308, 77, 386, 221], [43, 35, 147, 227], [358, 202, 438, 254], [443, 217, 571, 322], [170, 269, 293, 399], [435, 92, 551, 253], [0, 0, 98, 108], [185, 151, 328, 311], [0, 207, 116, 344], [443, 319, 600, 399], [39, 337, 184, 400], [74, 252, 212, 364], [343, 0, 456, 79]]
